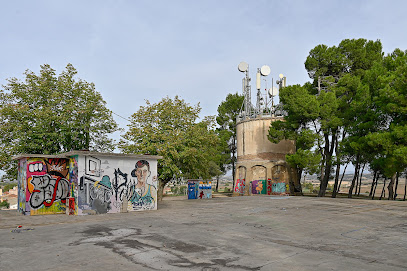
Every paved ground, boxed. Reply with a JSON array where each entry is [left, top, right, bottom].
[[0, 196, 406, 271]]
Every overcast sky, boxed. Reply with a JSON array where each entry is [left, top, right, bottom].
[[1, 0, 406, 144]]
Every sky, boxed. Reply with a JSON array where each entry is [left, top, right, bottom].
[[1, 0, 407, 159]]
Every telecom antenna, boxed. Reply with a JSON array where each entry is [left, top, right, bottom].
[[238, 62, 252, 118]]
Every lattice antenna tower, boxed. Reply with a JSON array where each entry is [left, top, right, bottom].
[[238, 62, 252, 118]]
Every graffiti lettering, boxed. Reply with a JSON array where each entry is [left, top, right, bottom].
[[112, 168, 128, 201], [29, 174, 69, 209]]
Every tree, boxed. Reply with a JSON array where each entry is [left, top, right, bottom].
[[364, 49, 407, 199], [0, 64, 118, 179], [269, 39, 384, 197], [303, 39, 383, 197], [216, 93, 244, 187], [119, 96, 220, 201], [268, 84, 321, 194]]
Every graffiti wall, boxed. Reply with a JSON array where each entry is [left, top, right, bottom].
[[16, 153, 159, 215], [188, 180, 212, 199], [234, 179, 245, 195], [17, 159, 27, 214], [251, 180, 267, 194], [23, 158, 71, 215], [77, 156, 158, 214], [271, 165, 289, 195]]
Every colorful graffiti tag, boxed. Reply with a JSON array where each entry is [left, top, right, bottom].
[[234, 179, 245, 195], [26, 158, 70, 215]]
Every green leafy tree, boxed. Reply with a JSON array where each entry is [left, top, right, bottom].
[[270, 39, 384, 197], [216, 93, 244, 186], [304, 39, 383, 197], [119, 96, 220, 201], [268, 84, 321, 194], [0, 64, 118, 179], [365, 49, 407, 199]]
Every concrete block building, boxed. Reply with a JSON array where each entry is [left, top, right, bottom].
[[14, 151, 162, 215]]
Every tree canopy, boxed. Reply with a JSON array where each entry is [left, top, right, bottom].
[[0, 64, 118, 179], [119, 96, 220, 200], [216, 93, 244, 185], [269, 39, 407, 199]]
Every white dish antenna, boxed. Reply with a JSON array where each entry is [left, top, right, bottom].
[[260, 65, 271, 76], [269, 86, 279, 97], [238, 62, 248, 72]]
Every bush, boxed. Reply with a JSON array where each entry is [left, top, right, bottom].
[[0, 200, 10, 209], [3, 183, 17, 192], [170, 185, 187, 195], [303, 182, 314, 191]]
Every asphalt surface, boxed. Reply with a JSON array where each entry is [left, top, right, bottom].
[[0, 196, 406, 271]]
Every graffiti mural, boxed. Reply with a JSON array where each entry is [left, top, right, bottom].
[[198, 181, 212, 199], [78, 157, 157, 214], [26, 158, 70, 215], [29, 174, 69, 208], [251, 180, 266, 194], [270, 165, 289, 195], [234, 179, 245, 195], [272, 182, 288, 194], [188, 180, 212, 199], [188, 181, 198, 199], [16, 153, 159, 215], [127, 160, 157, 210], [17, 159, 27, 214], [267, 179, 272, 195], [234, 166, 247, 196]]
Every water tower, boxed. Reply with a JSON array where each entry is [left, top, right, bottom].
[[233, 62, 297, 196]]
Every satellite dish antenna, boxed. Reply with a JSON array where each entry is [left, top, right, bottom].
[[238, 62, 248, 72], [269, 87, 279, 97], [279, 73, 284, 79], [260, 65, 271, 76]]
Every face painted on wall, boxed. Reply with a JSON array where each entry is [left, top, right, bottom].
[[135, 165, 150, 187]]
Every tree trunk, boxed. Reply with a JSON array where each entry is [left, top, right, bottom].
[[332, 131, 342, 198], [387, 173, 396, 200], [319, 132, 336, 197], [318, 157, 332, 197], [348, 157, 360, 198], [332, 162, 341, 198], [157, 179, 168, 202], [354, 167, 360, 196], [357, 164, 365, 196], [372, 175, 379, 200], [393, 172, 399, 200], [293, 167, 303, 196], [369, 171, 378, 198], [216, 176, 219, 192], [380, 179, 386, 200], [336, 163, 348, 194]]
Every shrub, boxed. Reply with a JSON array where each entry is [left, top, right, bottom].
[[0, 200, 10, 209]]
